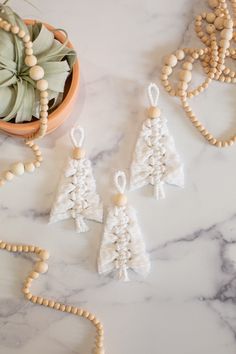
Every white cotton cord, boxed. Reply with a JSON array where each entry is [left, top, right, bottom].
[[147, 82, 159, 107], [70, 125, 85, 148], [114, 170, 127, 194]]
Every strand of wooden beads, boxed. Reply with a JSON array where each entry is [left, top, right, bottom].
[[161, 0, 236, 147], [0, 240, 105, 354], [0, 13, 48, 187]]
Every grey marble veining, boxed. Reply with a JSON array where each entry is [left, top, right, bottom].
[[1, 0, 236, 353]]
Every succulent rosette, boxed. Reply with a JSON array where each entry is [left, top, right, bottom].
[[0, 5, 77, 123]]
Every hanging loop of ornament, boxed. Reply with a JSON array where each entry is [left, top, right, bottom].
[[160, 0, 236, 148], [147, 82, 159, 107], [70, 124, 85, 148], [114, 170, 127, 194]]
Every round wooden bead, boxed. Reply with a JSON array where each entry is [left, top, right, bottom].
[[178, 70, 192, 82], [208, 0, 218, 8], [220, 29, 233, 40], [25, 55, 37, 67], [206, 24, 215, 34], [29, 271, 39, 279], [23, 34, 30, 43], [4, 171, 14, 181], [206, 13, 216, 23], [175, 49, 185, 60], [11, 25, 19, 34], [18, 29, 26, 38], [224, 19, 233, 29], [113, 193, 127, 207], [182, 61, 193, 70], [11, 162, 25, 176], [3, 23, 10, 31], [214, 17, 224, 30], [40, 91, 49, 98], [25, 48, 33, 56], [162, 65, 172, 75], [164, 54, 177, 67], [148, 106, 161, 118], [39, 250, 50, 261], [36, 79, 48, 91], [219, 39, 230, 48], [29, 65, 45, 81], [73, 147, 86, 160], [24, 162, 35, 173], [25, 41, 33, 48], [35, 261, 48, 274]]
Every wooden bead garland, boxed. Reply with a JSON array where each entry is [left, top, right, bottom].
[[0, 240, 105, 354], [161, 0, 236, 147], [0, 15, 49, 187]]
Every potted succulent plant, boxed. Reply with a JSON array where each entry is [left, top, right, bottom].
[[0, 4, 79, 137]]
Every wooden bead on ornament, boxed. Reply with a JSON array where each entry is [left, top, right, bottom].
[[11, 162, 25, 176], [73, 147, 86, 160], [29, 65, 45, 81], [113, 193, 127, 207], [148, 106, 161, 118], [25, 55, 37, 67], [35, 261, 48, 274]]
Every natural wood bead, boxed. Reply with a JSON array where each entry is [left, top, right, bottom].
[[11, 25, 19, 34], [113, 193, 127, 207], [36, 79, 48, 91], [148, 106, 161, 118], [11, 162, 25, 176], [29, 271, 39, 279], [24, 162, 35, 173], [178, 70, 192, 82], [175, 49, 185, 60], [66, 305, 72, 313], [164, 54, 177, 67], [221, 29, 233, 40], [206, 24, 215, 34], [49, 300, 55, 308], [182, 61, 193, 70], [18, 29, 26, 38], [224, 19, 233, 29], [29, 65, 44, 81], [23, 34, 30, 43], [4, 171, 14, 181], [54, 303, 60, 310], [73, 147, 86, 160], [214, 17, 224, 30], [206, 13, 216, 23], [208, 0, 218, 8], [25, 48, 33, 56], [43, 299, 49, 306], [25, 55, 37, 67], [162, 65, 172, 75], [40, 91, 49, 98], [60, 304, 66, 311], [38, 250, 50, 261], [35, 261, 48, 274], [31, 296, 38, 303], [37, 296, 44, 305], [25, 41, 33, 48]]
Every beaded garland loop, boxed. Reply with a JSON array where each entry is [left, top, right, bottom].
[[161, 0, 236, 148], [0, 12, 49, 187]]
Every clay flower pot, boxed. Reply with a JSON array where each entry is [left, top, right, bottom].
[[0, 20, 79, 138]]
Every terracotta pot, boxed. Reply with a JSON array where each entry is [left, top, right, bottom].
[[0, 19, 80, 138]]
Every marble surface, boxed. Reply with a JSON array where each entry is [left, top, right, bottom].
[[1, 0, 236, 353]]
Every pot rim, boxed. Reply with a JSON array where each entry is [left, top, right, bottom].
[[0, 19, 79, 132]]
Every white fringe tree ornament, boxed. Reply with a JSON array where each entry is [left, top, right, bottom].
[[130, 83, 184, 199], [50, 125, 103, 233], [98, 171, 150, 281]]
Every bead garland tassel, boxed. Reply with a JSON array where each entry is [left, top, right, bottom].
[[0, 240, 105, 354]]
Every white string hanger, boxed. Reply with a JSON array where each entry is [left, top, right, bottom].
[[114, 170, 127, 194], [147, 82, 159, 107], [70, 124, 85, 148]]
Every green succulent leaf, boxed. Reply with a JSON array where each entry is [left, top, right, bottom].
[[0, 5, 77, 123]]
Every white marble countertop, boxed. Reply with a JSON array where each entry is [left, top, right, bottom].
[[1, 0, 236, 353]]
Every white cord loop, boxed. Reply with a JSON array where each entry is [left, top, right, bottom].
[[147, 82, 159, 107], [114, 171, 126, 194], [70, 125, 85, 148]]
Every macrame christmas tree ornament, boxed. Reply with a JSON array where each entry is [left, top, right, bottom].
[[130, 83, 184, 199], [98, 171, 150, 282], [50, 125, 103, 232]]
